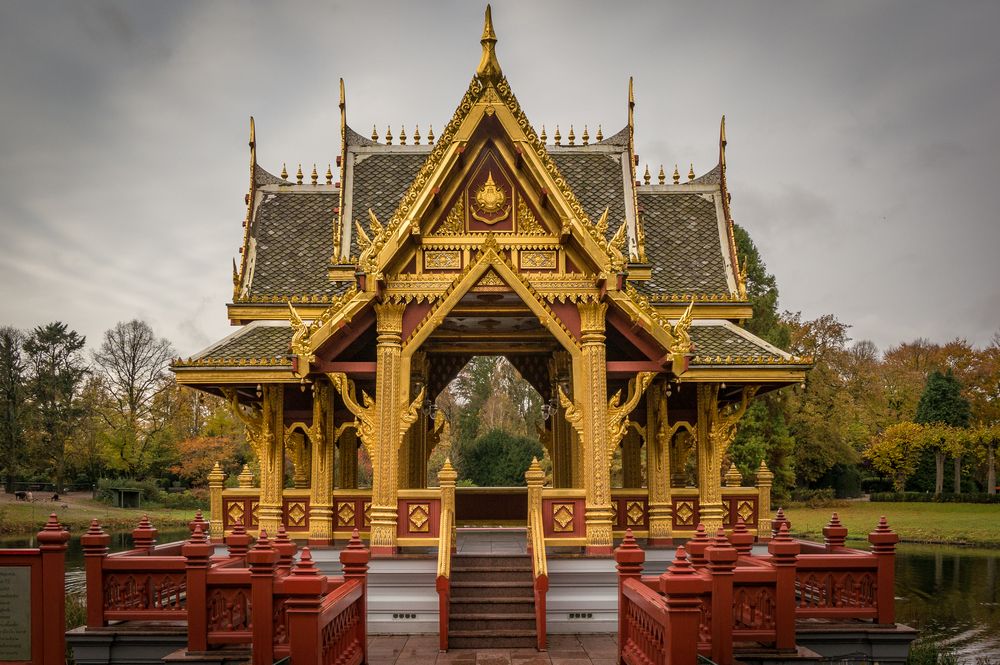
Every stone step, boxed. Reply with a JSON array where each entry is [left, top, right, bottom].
[[450, 555, 531, 569], [450, 612, 537, 631], [450, 597, 535, 613], [448, 629, 537, 650], [451, 567, 533, 583], [449, 580, 534, 598]]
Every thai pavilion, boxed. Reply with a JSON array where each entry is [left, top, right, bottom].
[[171, 6, 811, 558]]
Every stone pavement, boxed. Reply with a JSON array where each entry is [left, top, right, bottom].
[[368, 634, 619, 664]]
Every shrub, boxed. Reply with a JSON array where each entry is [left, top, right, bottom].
[[457, 429, 544, 487], [788, 488, 837, 507], [907, 639, 958, 665], [95, 477, 163, 504], [870, 491, 1000, 504], [158, 489, 209, 510]]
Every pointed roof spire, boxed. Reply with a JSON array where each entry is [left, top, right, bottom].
[[477, 5, 502, 78], [719, 114, 727, 169]]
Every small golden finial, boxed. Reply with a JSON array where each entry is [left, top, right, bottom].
[[720, 114, 727, 168], [658, 164, 666, 185], [399, 125, 407, 145], [281, 163, 288, 180], [554, 125, 561, 146], [596, 124, 604, 142], [568, 125, 576, 146], [310, 164, 318, 185], [413, 125, 421, 144], [540, 125, 547, 143], [673, 164, 680, 184], [371, 124, 378, 142], [385, 125, 393, 145], [326, 164, 333, 184], [688, 163, 695, 181], [582, 125, 589, 146], [643, 163, 651, 185], [296, 164, 304, 184], [477, 4, 502, 78], [427, 125, 435, 144]]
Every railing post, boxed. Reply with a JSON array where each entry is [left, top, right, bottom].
[[274, 523, 298, 576], [284, 548, 329, 665], [823, 512, 848, 550], [340, 529, 371, 663], [685, 523, 711, 566], [183, 525, 214, 653], [614, 529, 645, 664], [226, 523, 251, 559], [755, 461, 774, 542], [37, 514, 69, 665], [439, 458, 457, 552], [132, 514, 158, 552], [208, 461, 226, 543], [767, 523, 800, 651], [189, 509, 211, 537], [247, 530, 279, 665], [659, 546, 702, 665], [868, 516, 899, 625], [707, 528, 737, 665], [80, 519, 111, 628], [729, 517, 754, 556], [770, 507, 790, 539]]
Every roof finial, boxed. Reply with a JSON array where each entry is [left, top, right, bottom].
[[413, 125, 421, 144], [658, 164, 666, 185], [385, 125, 393, 145], [326, 164, 333, 184], [427, 125, 435, 144], [249, 116, 256, 156], [371, 124, 378, 142], [540, 125, 547, 143], [720, 114, 727, 169], [643, 163, 650, 185], [596, 124, 604, 142], [688, 163, 695, 181], [476, 5, 502, 78], [554, 125, 561, 146], [627, 76, 635, 143], [399, 125, 407, 145], [280, 162, 288, 180], [296, 163, 304, 184], [673, 164, 680, 184], [310, 164, 318, 185], [568, 125, 576, 146], [582, 125, 590, 146]]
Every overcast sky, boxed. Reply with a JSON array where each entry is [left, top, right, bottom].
[[1, 0, 998, 357]]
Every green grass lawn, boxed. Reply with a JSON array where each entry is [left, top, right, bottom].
[[785, 501, 1000, 548], [0, 492, 198, 535]]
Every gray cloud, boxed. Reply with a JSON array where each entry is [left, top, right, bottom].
[[0, 0, 997, 356]]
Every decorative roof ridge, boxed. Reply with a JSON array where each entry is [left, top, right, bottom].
[[345, 124, 376, 147], [254, 163, 285, 187], [688, 162, 722, 185], [636, 183, 720, 194], [600, 125, 630, 146]]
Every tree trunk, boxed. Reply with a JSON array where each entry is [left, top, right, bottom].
[[934, 451, 944, 497], [953, 456, 962, 494]]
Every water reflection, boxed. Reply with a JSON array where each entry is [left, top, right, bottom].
[[894, 543, 1000, 659]]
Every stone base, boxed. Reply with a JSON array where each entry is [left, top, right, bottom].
[[162, 647, 251, 665], [735, 645, 823, 665], [66, 624, 187, 665], [795, 623, 919, 665]]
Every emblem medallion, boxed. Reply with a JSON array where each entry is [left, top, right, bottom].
[[471, 170, 510, 224]]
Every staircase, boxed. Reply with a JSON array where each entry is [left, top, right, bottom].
[[448, 553, 538, 649]]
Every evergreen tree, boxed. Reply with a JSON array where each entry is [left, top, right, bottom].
[[23, 322, 88, 489], [914, 369, 971, 494], [458, 429, 544, 487], [0, 327, 27, 492]]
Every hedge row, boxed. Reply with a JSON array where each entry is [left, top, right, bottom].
[[869, 491, 1000, 504]]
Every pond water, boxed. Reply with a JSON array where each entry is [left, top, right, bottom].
[[2, 531, 998, 658]]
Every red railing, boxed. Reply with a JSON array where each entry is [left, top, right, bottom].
[[0, 514, 69, 665], [616, 514, 899, 665], [79, 513, 370, 665]]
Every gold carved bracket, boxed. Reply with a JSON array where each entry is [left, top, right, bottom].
[[328, 372, 377, 456], [557, 385, 584, 439], [606, 372, 656, 456]]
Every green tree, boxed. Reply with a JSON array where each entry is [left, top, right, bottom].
[[457, 429, 544, 487], [23, 322, 88, 489], [915, 369, 971, 495], [92, 320, 176, 477], [0, 327, 28, 492], [733, 223, 790, 348], [865, 421, 925, 491]]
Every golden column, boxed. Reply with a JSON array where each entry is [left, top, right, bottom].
[[695, 383, 757, 531], [338, 429, 359, 489], [645, 381, 673, 545], [207, 462, 226, 542], [370, 301, 407, 555], [308, 380, 335, 546], [576, 300, 614, 555], [256, 384, 285, 535]]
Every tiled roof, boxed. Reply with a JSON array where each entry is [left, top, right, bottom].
[[636, 191, 731, 295], [689, 324, 787, 363], [248, 192, 344, 297], [192, 324, 294, 363], [254, 164, 285, 187], [689, 163, 721, 186], [348, 152, 427, 257], [550, 150, 627, 240]]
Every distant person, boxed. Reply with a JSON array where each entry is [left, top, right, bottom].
[[14, 490, 27, 501]]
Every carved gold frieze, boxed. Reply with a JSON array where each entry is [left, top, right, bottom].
[[520, 250, 557, 270], [424, 250, 462, 270], [552, 502, 575, 532], [517, 197, 545, 235], [408, 503, 430, 532], [431, 197, 466, 236]]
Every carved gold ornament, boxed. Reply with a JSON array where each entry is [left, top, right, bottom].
[[337, 501, 356, 527], [408, 503, 431, 532], [626, 501, 645, 526], [424, 250, 461, 270], [471, 171, 510, 223], [552, 502, 575, 532], [520, 250, 557, 270]]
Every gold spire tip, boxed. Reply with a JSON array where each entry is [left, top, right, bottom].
[[476, 4, 502, 78], [339, 78, 345, 107]]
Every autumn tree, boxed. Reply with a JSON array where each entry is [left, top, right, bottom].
[[0, 327, 27, 492], [865, 422, 925, 491], [92, 319, 176, 477], [23, 322, 88, 489]]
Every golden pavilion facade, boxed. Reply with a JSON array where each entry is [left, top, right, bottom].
[[172, 7, 810, 556]]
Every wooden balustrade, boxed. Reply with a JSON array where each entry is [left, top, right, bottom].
[[616, 514, 899, 665], [525, 458, 549, 651], [77, 515, 370, 665]]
